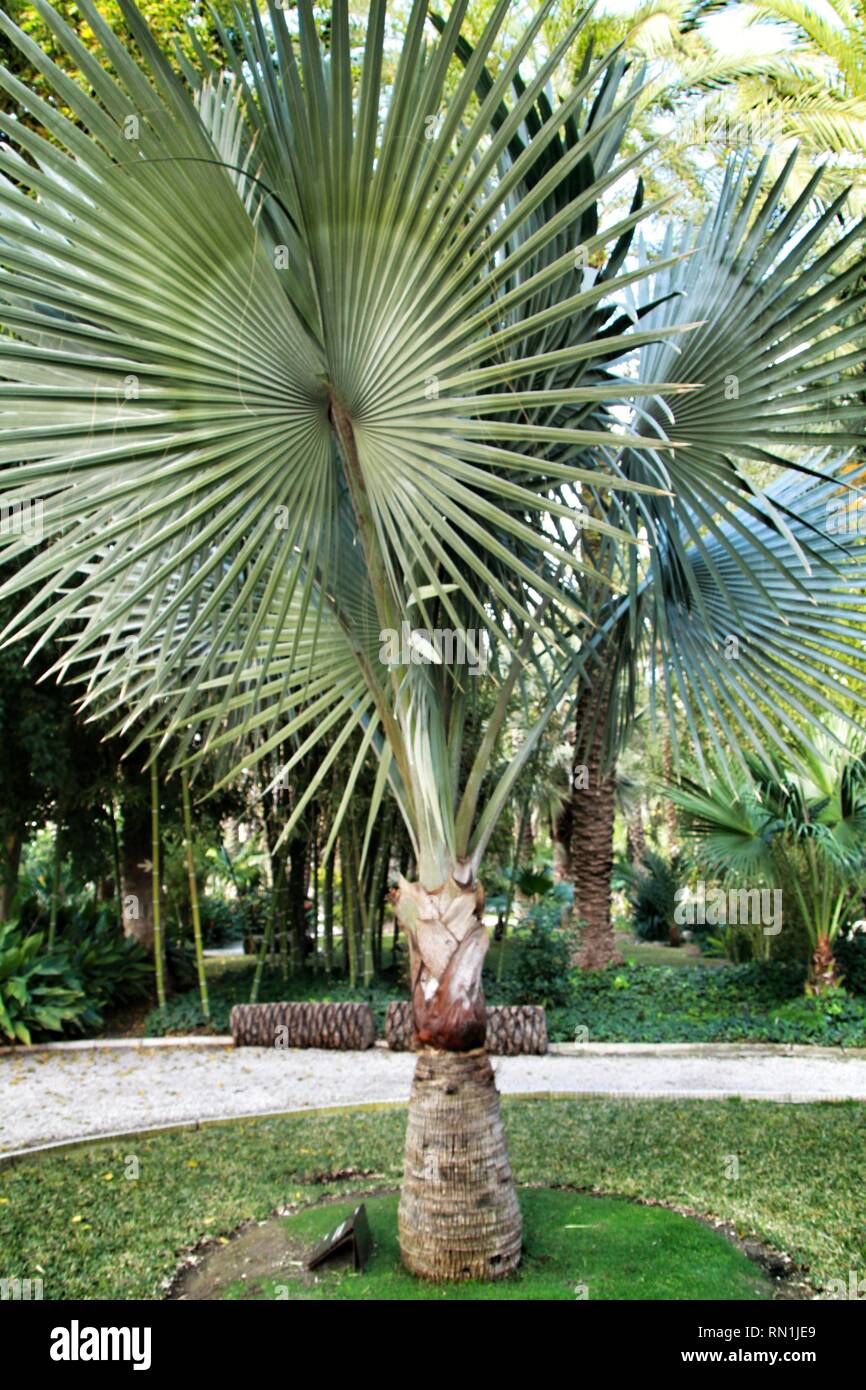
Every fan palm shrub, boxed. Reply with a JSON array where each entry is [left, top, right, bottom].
[[669, 732, 866, 991], [0, 0, 864, 1280]]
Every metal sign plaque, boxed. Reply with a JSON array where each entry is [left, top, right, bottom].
[[305, 1203, 372, 1273]]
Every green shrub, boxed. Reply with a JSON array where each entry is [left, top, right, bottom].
[[0, 911, 152, 1044], [496, 901, 573, 1008], [62, 907, 152, 1010], [198, 893, 269, 947], [0, 921, 98, 1044], [617, 851, 683, 944], [543, 959, 863, 1045]]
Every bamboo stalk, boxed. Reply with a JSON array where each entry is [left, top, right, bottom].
[[150, 757, 166, 1013], [323, 851, 334, 974], [311, 811, 319, 967], [340, 841, 357, 986], [181, 768, 209, 1021], [498, 781, 532, 982]]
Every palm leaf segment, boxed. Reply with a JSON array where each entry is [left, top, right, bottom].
[[580, 152, 866, 773], [670, 721, 866, 881], [0, 0, 688, 884]]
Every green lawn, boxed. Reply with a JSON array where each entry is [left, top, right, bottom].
[[207, 1191, 769, 1301], [1, 1097, 863, 1300]]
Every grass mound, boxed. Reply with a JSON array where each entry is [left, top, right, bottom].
[[177, 1191, 772, 1301]]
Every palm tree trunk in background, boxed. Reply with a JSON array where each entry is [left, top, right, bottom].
[[626, 811, 646, 867], [569, 674, 622, 971], [663, 734, 679, 851], [395, 873, 522, 1281]]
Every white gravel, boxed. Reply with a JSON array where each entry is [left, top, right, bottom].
[[2, 1041, 866, 1157]]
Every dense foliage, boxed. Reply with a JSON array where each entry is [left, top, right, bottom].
[[0, 915, 150, 1044]]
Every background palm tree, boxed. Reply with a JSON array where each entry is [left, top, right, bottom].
[[733, 0, 866, 206], [669, 727, 866, 988]]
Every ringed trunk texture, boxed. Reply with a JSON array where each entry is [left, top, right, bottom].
[[385, 1000, 548, 1055], [399, 1050, 522, 1281], [569, 677, 622, 971], [395, 874, 523, 1281]]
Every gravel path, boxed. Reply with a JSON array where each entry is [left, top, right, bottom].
[[3, 1041, 866, 1157]]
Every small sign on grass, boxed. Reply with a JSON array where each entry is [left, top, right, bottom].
[[305, 1204, 372, 1274]]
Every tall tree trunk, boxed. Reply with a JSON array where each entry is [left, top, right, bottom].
[[395, 873, 522, 1281], [568, 675, 622, 971], [626, 811, 646, 867], [288, 836, 307, 974], [0, 827, 23, 922]]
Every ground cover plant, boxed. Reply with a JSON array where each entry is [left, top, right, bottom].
[[1, 1097, 863, 1300]]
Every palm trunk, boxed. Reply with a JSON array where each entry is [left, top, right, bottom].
[[569, 673, 622, 971], [807, 934, 840, 994], [626, 812, 646, 867], [395, 873, 522, 1281]]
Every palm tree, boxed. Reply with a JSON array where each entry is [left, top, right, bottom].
[[0, 0, 700, 1280], [559, 151, 866, 970], [668, 728, 866, 990], [730, 0, 866, 206], [0, 0, 863, 1280]]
